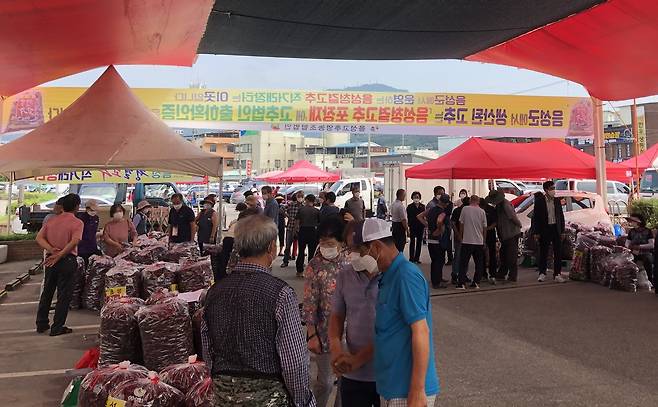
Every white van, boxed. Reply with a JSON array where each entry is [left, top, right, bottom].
[[555, 179, 630, 214], [330, 178, 375, 213]]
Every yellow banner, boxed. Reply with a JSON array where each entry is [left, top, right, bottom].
[[1, 87, 593, 137], [30, 169, 207, 184]]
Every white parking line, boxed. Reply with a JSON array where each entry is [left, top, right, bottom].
[[0, 369, 68, 379], [22, 282, 41, 286], [0, 324, 99, 335], [0, 301, 39, 306]]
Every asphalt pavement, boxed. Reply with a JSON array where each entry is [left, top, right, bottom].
[[1, 249, 658, 406]]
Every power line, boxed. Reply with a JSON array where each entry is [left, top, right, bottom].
[[510, 80, 569, 95]]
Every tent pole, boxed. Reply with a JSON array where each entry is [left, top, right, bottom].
[[6, 172, 13, 235], [591, 96, 607, 204], [217, 159, 224, 239], [367, 133, 371, 173], [632, 100, 640, 198]]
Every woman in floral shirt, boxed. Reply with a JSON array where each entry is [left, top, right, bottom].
[[303, 215, 347, 407]]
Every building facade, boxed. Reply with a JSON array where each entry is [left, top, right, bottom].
[[192, 131, 238, 171]]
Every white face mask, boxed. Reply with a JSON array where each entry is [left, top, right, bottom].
[[204, 204, 212, 210], [412, 198, 420, 203], [353, 193, 360, 199], [435, 194, 442, 201], [173, 203, 183, 210], [459, 193, 467, 199], [112, 212, 123, 220], [86, 209, 97, 217], [320, 246, 339, 260], [348, 251, 378, 273]]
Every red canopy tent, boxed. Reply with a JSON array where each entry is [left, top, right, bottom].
[[405, 138, 631, 181], [255, 170, 284, 180], [264, 160, 339, 183]]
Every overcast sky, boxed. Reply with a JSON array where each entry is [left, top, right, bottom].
[[45, 54, 656, 108]]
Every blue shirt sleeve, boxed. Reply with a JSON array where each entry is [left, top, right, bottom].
[[398, 267, 429, 325]]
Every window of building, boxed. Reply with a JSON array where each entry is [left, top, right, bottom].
[[225, 159, 234, 167], [275, 160, 281, 168], [239, 144, 252, 153], [290, 144, 296, 152], [209, 144, 217, 153], [227, 144, 235, 153], [288, 160, 294, 167], [241, 160, 248, 169]]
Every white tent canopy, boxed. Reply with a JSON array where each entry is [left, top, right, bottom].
[[0, 66, 222, 180]]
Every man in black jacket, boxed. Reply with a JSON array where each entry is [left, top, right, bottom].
[[531, 181, 567, 283]]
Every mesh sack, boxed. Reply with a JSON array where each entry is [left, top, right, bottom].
[[164, 242, 200, 263], [159, 354, 210, 394], [83, 255, 115, 311], [178, 257, 213, 292], [99, 297, 145, 366], [184, 377, 216, 407], [107, 371, 184, 407], [131, 244, 167, 265], [608, 248, 638, 292], [141, 262, 179, 299], [594, 222, 614, 235], [145, 287, 177, 305], [104, 261, 143, 301], [70, 257, 86, 309], [136, 299, 193, 371], [136, 235, 160, 248], [596, 235, 617, 247], [569, 233, 599, 281], [191, 307, 205, 359], [78, 361, 148, 407]]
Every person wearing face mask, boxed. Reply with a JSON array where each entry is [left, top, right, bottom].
[[296, 194, 321, 277], [262, 185, 279, 224], [329, 220, 380, 406], [344, 186, 365, 222], [390, 189, 409, 253], [303, 216, 346, 407], [531, 180, 567, 283], [420, 185, 453, 266], [196, 197, 219, 253], [320, 191, 340, 218], [624, 214, 654, 286], [132, 200, 152, 236], [102, 204, 138, 257], [346, 218, 439, 406], [454, 189, 468, 207], [77, 199, 101, 265], [406, 191, 426, 264], [201, 214, 316, 406], [167, 193, 196, 244], [282, 191, 305, 268]]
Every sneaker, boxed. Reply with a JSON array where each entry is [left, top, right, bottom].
[[280, 262, 288, 268], [49, 327, 72, 336], [488, 277, 496, 285], [537, 273, 547, 282], [36, 325, 50, 334], [470, 282, 480, 289], [296, 272, 304, 278], [554, 274, 567, 283], [455, 284, 466, 290]]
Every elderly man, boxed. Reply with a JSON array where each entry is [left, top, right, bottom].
[[344, 186, 366, 222], [487, 190, 522, 283], [202, 214, 316, 406], [348, 218, 439, 406], [262, 185, 279, 223]]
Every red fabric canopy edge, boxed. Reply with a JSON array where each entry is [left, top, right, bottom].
[[466, 0, 658, 101], [620, 143, 658, 170], [264, 160, 339, 183], [405, 138, 631, 182], [0, 0, 214, 97]]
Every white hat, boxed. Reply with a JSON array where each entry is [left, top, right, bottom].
[[358, 218, 392, 243]]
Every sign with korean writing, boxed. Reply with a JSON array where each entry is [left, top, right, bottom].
[[29, 169, 207, 184], [1, 87, 594, 138], [638, 106, 647, 152]]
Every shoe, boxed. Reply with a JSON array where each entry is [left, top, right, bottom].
[[296, 272, 304, 278], [278, 253, 284, 257], [36, 326, 50, 334], [432, 283, 448, 289], [488, 277, 496, 285], [451, 278, 458, 285], [470, 282, 480, 289], [507, 277, 518, 283], [280, 262, 288, 268], [554, 274, 567, 283], [291, 256, 296, 260], [455, 284, 466, 290], [538, 274, 547, 282], [49, 327, 73, 336]]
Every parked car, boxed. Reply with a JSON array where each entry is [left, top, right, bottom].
[[36, 195, 114, 211], [514, 191, 612, 233], [555, 179, 629, 214], [284, 184, 323, 201]]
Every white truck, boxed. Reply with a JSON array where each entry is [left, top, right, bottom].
[[330, 177, 378, 215]]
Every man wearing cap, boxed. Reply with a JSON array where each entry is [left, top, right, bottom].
[[488, 190, 522, 282], [77, 199, 101, 264], [196, 196, 219, 253], [532, 181, 567, 283], [133, 200, 152, 236], [625, 214, 655, 285], [344, 186, 366, 222], [347, 218, 439, 406]]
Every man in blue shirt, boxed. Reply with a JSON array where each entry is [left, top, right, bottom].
[[347, 218, 439, 406]]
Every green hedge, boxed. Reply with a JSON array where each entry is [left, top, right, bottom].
[[0, 233, 36, 241], [629, 199, 658, 229]]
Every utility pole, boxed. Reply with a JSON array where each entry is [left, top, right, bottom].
[[367, 133, 371, 172]]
